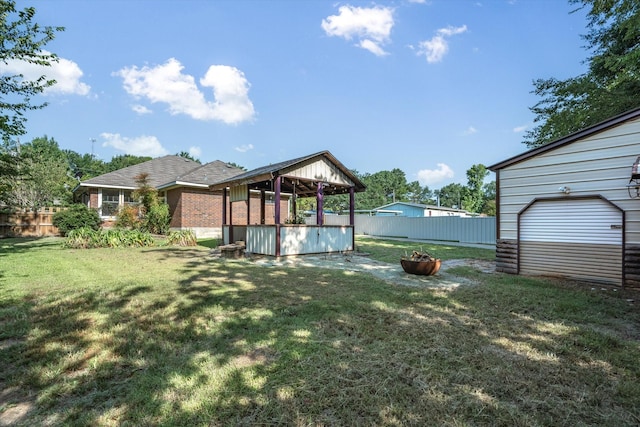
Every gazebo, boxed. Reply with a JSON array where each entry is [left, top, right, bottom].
[[209, 151, 366, 256]]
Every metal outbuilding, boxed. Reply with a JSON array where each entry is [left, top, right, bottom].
[[489, 107, 640, 288]]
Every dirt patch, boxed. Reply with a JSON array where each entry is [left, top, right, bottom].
[[242, 253, 495, 289], [0, 387, 33, 427]]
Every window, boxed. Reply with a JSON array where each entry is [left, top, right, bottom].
[[123, 190, 136, 206], [101, 189, 120, 217]]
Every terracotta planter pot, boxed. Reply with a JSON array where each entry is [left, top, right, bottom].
[[400, 258, 441, 276]]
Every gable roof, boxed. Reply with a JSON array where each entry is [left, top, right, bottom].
[[209, 150, 366, 197], [76, 155, 243, 190], [489, 106, 640, 171], [157, 160, 245, 190]]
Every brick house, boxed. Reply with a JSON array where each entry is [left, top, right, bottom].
[[74, 155, 289, 238]]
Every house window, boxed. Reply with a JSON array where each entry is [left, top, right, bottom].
[[102, 189, 120, 217], [123, 190, 136, 206]]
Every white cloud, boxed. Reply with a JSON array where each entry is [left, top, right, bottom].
[[100, 132, 168, 157], [1, 51, 91, 96], [417, 25, 467, 63], [321, 5, 394, 56], [417, 163, 454, 185], [188, 146, 202, 159], [359, 39, 389, 56], [463, 126, 478, 135], [132, 104, 152, 115], [234, 144, 254, 153], [513, 124, 528, 133], [200, 65, 256, 124], [115, 58, 255, 124]]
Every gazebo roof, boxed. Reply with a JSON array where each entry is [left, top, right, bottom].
[[209, 150, 366, 197]]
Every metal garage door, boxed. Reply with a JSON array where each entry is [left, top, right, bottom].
[[519, 197, 623, 285]]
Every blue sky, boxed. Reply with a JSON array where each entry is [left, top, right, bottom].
[[13, 0, 588, 188]]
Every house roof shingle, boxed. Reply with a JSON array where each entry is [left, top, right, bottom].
[[158, 160, 245, 189], [77, 155, 244, 190]]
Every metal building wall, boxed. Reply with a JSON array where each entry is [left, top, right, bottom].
[[316, 215, 496, 245]]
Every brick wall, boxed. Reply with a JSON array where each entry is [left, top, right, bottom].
[[167, 188, 183, 228], [89, 188, 99, 209], [228, 197, 290, 225], [82, 186, 291, 228], [169, 188, 291, 228]]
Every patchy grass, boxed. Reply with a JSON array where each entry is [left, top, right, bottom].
[[0, 236, 639, 426], [356, 235, 495, 263], [196, 238, 221, 249]]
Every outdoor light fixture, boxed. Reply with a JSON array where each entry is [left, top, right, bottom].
[[558, 186, 571, 194], [628, 156, 640, 199]]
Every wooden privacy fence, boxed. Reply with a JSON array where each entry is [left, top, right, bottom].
[[315, 215, 496, 245], [0, 207, 65, 237]]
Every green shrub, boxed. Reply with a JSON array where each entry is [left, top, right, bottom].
[[144, 203, 170, 235], [52, 204, 101, 236], [63, 227, 156, 249], [166, 229, 197, 246], [115, 204, 141, 229]]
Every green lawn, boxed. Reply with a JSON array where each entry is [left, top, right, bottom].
[[1, 236, 639, 426]]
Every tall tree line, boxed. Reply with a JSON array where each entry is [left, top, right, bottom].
[[0, 135, 154, 209], [313, 164, 496, 216], [524, 0, 640, 147]]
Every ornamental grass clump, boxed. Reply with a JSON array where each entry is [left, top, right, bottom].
[[166, 229, 197, 246], [63, 227, 155, 248]]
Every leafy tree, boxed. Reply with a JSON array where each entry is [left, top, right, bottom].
[[105, 154, 151, 172], [323, 193, 349, 213], [437, 183, 466, 209], [481, 180, 496, 215], [226, 161, 246, 171], [524, 0, 640, 148], [407, 180, 432, 204], [63, 149, 107, 180], [1, 1, 64, 142], [0, 136, 74, 208], [357, 168, 409, 209], [462, 164, 489, 213], [0, 138, 19, 200], [177, 151, 201, 163]]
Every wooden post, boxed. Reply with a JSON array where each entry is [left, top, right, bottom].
[[275, 177, 281, 257], [222, 188, 228, 244], [292, 189, 297, 221], [349, 187, 355, 226], [229, 199, 234, 244], [316, 182, 324, 226], [260, 190, 266, 224], [349, 186, 355, 251], [246, 198, 250, 225], [222, 188, 227, 224]]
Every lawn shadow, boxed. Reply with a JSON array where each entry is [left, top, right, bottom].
[[3, 244, 639, 425]]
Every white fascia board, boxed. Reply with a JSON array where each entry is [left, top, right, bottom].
[[76, 183, 137, 190], [157, 181, 210, 190]]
